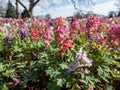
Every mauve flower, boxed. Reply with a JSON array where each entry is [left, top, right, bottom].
[[3, 33, 13, 44], [66, 48, 92, 73], [71, 16, 77, 23], [11, 77, 20, 86], [66, 60, 81, 73], [50, 19, 55, 26], [66, 48, 83, 73], [17, 28, 29, 40], [73, 47, 83, 61]]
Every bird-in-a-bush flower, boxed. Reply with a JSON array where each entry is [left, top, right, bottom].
[[70, 18, 81, 39], [86, 15, 100, 30], [17, 28, 28, 40], [86, 15, 100, 38], [30, 29, 39, 41], [11, 77, 20, 86], [57, 38, 74, 55], [53, 17, 70, 45], [40, 28, 53, 44], [3, 33, 13, 44], [67, 47, 92, 73], [108, 24, 120, 40], [107, 24, 120, 46]]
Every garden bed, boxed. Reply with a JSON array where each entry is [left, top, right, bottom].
[[0, 16, 120, 90]]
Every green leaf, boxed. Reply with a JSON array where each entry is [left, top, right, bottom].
[[13, 45, 22, 52], [3, 68, 15, 77], [45, 67, 55, 78], [16, 53, 24, 58], [66, 82, 72, 88], [114, 55, 120, 60], [57, 78, 65, 87], [113, 61, 120, 67], [2, 84, 9, 90], [106, 85, 114, 90], [16, 62, 26, 68], [47, 81, 61, 90], [0, 63, 4, 72], [111, 69, 120, 78], [59, 62, 68, 70]]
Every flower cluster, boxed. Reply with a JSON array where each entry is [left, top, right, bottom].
[[1, 16, 120, 53], [57, 38, 74, 55], [107, 24, 120, 46], [70, 17, 81, 39], [53, 17, 70, 44], [86, 15, 100, 31], [0, 15, 120, 90], [108, 24, 120, 40], [3, 33, 13, 44], [86, 15, 101, 39], [67, 47, 92, 73], [30, 29, 39, 41], [40, 28, 52, 44], [17, 28, 29, 40]]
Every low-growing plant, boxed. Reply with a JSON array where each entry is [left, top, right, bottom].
[[0, 16, 120, 90]]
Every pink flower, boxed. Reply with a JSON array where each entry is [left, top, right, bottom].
[[86, 15, 100, 38], [40, 28, 53, 44], [70, 19, 81, 39], [53, 17, 70, 44], [86, 15, 100, 30], [108, 24, 120, 40], [107, 24, 120, 46]]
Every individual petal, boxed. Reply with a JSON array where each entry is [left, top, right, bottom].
[[11, 77, 20, 86]]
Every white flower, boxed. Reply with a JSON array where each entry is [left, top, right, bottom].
[[82, 50, 92, 67], [67, 47, 92, 73]]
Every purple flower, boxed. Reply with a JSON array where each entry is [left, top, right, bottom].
[[17, 28, 28, 40], [66, 48, 83, 73], [50, 19, 55, 26], [66, 60, 80, 73], [66, 48, 92, 73], [11, 77, 20, 86], [71, 16, 77, 24], [3, 33, 13, 44]]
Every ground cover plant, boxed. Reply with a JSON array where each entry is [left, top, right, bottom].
[[0, 15, 120, 90]]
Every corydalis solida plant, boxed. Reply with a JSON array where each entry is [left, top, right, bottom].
[[53, 17, 70, 44], [108, 24, 120, 46], [70, 17, 81, 39], [57, 38, 74, 55], [30, 29, 39, 41], [17, 28, 29, 40], [86, 15, 100, 39], [0, 16, 120, 90], [3, 33, 13, 44], [67, 47, 92, 73]]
